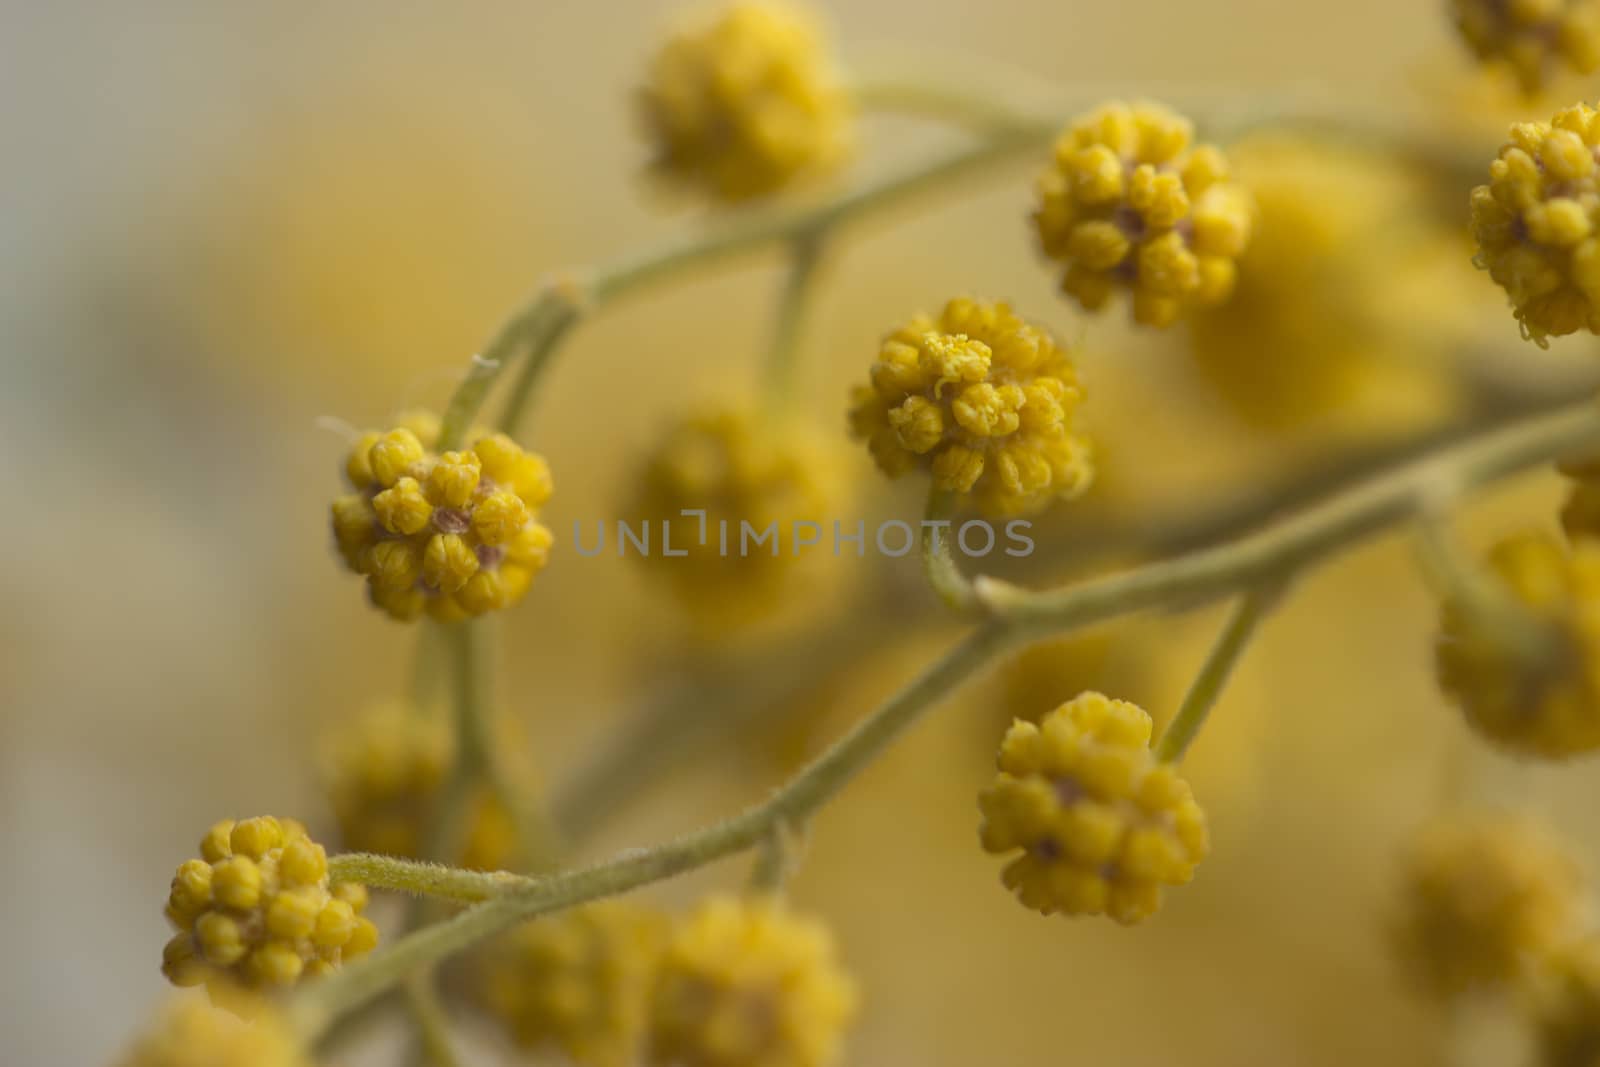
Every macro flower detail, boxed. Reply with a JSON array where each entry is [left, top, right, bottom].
[[482, 903, 669, 1067], [1033, 101, 1253, 328], [1450, 0, 1600, 95], [331, 412, 554, 622], [161, 817, 378, 993], [978, 691, 1209, 924], [1435, 531, 1600, 758], [638, 0, 852, 202], [1392, 815, 1588, 998], [1470, 104, 1600, 345], [627, 406, 841, 624], [649, 894, 858, 1067], [114, 996, 310, 1067], [1532, 936, 1600, 1067], [848, 298, 1092, 515], [320, 702, 518, 872]]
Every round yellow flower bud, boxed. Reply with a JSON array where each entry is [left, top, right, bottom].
[[639, 0, 852, 202], [320, 702, 519, 871], [1033, 101, 1253, 328], [978, 691, 1209, 924], [1450, 0, 1600, 95], [161, 817, 378, 993], [848, 298, 1093, 516], [1435, 531, 1600, 758], [627, 406, 842, 626], [114, 996, 309, 1067], [331, 414, 554, 622], [1471, 104, 1600, 345], [481, 903, 669, 1067], [1532, 935, 1600, 1067], [1393, 814, 1589, 998], [649, 895, 858, 1067]]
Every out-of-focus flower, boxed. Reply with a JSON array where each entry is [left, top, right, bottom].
[[481, 903, 669, 1067], [978, 691, 1208, 924], [1449, 0, 1600, 96], [1033, 101, 1252, 328], [1532, 935, 1600, 1067], [1392, 814, 1589, 998], [639, 0, 852, 202], [161, 817, 377, 993], [649, 894, 858, 1067], [113, 996, 310, 1067], [848, 298, 1092, 515]]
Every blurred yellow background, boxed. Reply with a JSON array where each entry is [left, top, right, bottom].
[[4, 2, 1598, 1065]]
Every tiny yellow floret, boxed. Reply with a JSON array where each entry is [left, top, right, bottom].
[[482, 903, 669, 1067], [331, 413, 554, 622], [1033, 101, 1253, 327], [649, 894, 858, 1067], [1450, 0, 1600, 95], [639, 0, 852, 202], [978, 691, 1209, 924], [1392, 814, 1589, 998], [114, 996, 310, 1067], [1471, 104, 1600, 344], [161, 817, 377, 994], [849, 298, 1093, 515], [1435, 531, 1600, 758]]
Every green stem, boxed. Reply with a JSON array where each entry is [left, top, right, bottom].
[[329, 853, 521, 902], [1153, 585, 1278, 763], [921, 487, 982, 615], [403, 978, 462, 1067], [762, 231, 828, 414], [293, 395, 1600, 1039]]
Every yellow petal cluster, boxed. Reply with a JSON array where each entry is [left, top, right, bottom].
[[1187, 134, 1466, 433], [1393, 815, 1589, 998], [161, 817, 378, 993], [482, 903, 669, 1067], [320, 702, 517, 872], [978, 691, 1208, 924], [1450, 0, 1600, 95], [331, 411, 554, 622], [1533, 936, 1600, 1067], [638, 0, 851, 202], [649, 895, 858, 1067], [629, 406, 841, 624], [848, 298, 1093, 515], [1435, 531, 1600, 758], [1471, 104, 1600, 345], [1033, 101, 1252, 328], [114, 996, 310, 1067]]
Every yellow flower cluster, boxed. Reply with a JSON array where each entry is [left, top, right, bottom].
[[1393, 815, 1588, 998], [1535, 936, 1600, 1067], [848, 298, 1093, 515], [629, 407, 840, 623], [1471, 104, 1600, 345], [979, 692, 1208, 924], [161, 817, 378, 992], [1450, 0, 1600, 95], [1435, 531, 1600, 759], [1562, 456, 1600, 542], [649, 895, 858, 1067], [1033, 101, 1252, 328], [482, 903, 669, 1067], [114, 997, 309, 1067], [331, 412, 554, 622], [320, 702, 517, 871], [638, 0, 851, 202]]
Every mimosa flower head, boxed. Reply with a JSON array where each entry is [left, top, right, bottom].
[[1450, 0, 1600, 95], [161, 817, 378, 994], [482, 903, 669, 1067], [114, 996, 309, 1067], [848, 298, 1093, 516], [639, 0, 852, 202], [978, 691, 1208, 924], [331, 412, 554, 622], [1393, 814, 1589, 998], [649, 894, 858, 1067], [1435, 531, 1600, 758], [1471, 104, 1600, 345], [1033, 101, 1253, 328]]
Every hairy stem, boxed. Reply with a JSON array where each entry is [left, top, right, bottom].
[[922, 487, 982, 614], [1154, 585, 1279, 763]]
